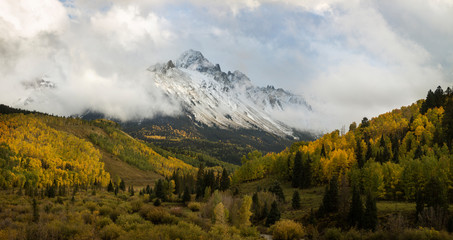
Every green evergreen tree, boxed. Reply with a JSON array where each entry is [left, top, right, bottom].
[[292, 190, 301, 210], [421, 89, 435, 114], [348, 187, 363, 228], [266, 201, 281, 226], [361, 117, 370, 128], [32, 198, 39, 223], [129, 185, 134, 196], [154, 198, 161, 206], [269, 181, 285, 202], [119, 179, 126, 191], [195, 164, 205, 200], [107, 180, 114, 192], [319, 177, 339, 215], [321, 144, 327, 157], [363, 193, 378, 231], [415, 187, 424, 220], [425, 176, 448, 211], [365, 138, 372, 161], [414, 145, 423, 159], [433, 86, 445, 108], [220, 168, 230, 191], [292, 151, 303, 188], [301, 155, 312, 188], [182, 187, 191, 204], [356, 139, 364, 168], [155, 179, 165, 201], [443, 97, 453, 147], [391, 135, 399, 163], [252, 192, 260, 221]]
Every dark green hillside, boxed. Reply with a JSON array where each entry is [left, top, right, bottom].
[[121, 114, 314, 166]]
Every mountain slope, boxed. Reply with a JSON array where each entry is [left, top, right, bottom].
[[148, 49, 311, 139], [0, 105, 195, 188], [233, 86, 453, 204]]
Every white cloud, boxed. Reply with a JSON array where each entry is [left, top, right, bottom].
[[91, 5, 174, 50], [1, 0, 452, 131]]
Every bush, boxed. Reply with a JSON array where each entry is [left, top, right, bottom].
[[99, 205, 112, 216], [116, 213, 145, 231], [81, 210, 94, 224], [142, 207, 177, 225], [324, 228, 342, 240], [188, 202, 201, 212], [85, 201, 97, 213], [96, 217, 113, 229], [110, 209, 121, 222], [130, 198, 143, 213], [98, 223, 123, 240], [271, 219, 305, 240]]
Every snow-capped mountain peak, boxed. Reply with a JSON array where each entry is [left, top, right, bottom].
[[176, 49, 221, 74], [149, 50, 311, 139]]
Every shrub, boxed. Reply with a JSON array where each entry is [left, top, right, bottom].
[[129, 198, 143, 213], [110, 209, 121, 222], [324, 228, 342, 240], [96, 217, 113, 229], [98, 223, 124, 240], [99, 205, 112, 216], [142, 207, 177, 225], [188, 202, 201, 212], [81, 210, 94, 224], [85, 201, 97, 213], [271, 219, 305, 240], [116, 213, 145, 231]]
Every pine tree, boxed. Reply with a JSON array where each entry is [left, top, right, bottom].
[[129, 185, 135, 196], [361, 117, 370, 128], [391, 135, 399, 163], [348, 187, 363, 228], [443, 97, 453, 147], [301, 154, 312, 188], [220, 168, 230, 191], [32, 198, 39, 222], [196, 164, 205, 200], [107, 180, 114, 192], [292, 151, 303, 188], [292, 190, 301, 210], [356, 139, 364, 168], [155, 179, 165, 201], [415, 187, 424, 220], [266, 201, 280, 226], [365, 138, 372, 161], [425, 176, 448, 211], [433, 86, 445, 108], [321, 144, 327, 157], [119, 179, 126, 191], [182, 187, 191, 204], [421, 89, 435, 114], [269, 181, 285, 202], [319, 177, 339, 215], [363, 193, 378, 231], [414, 145, 423, 159], [252, 192, 260, 221]]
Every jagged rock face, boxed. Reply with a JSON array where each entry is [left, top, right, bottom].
[[148, 49, 311, 138]]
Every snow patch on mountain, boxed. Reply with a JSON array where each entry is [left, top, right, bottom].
[[148, 50, 312, 138]]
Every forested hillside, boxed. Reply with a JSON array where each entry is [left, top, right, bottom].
[[234, 87, 453, 198], [232, 86, 453, 234], [0, 106, 196, 192]]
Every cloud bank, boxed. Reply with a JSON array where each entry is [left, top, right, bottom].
[[0, 0, 452, 131]]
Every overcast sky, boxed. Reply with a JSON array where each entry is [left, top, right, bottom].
[[0, 0, 452, 132]]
